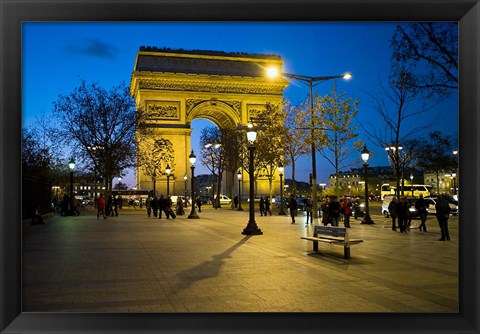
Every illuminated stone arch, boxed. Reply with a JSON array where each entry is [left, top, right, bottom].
[[131, 47, 288, 196]]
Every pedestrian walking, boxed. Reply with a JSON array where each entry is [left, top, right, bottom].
[[97, 193, 107, 220], [305, 197, 313, 225], [259, 197, 266, 216], [329, 196, 341, 227], [289, 194, 298, 224], [265, 197, 272, 216], [388, 197, 398, 231], [396, 197, 410, 233], [435, 194, 451, 241], [107, 195, 114, 217], [234, 195, 239, 209], [342, 197, 352, 228], [415, 194, 428, 232], [152, 196, 159, 218], [158, 195, 167, 219], [145, 196, 152, 217], [176, 196, 184, 215], [196, 197, 202, 212], [321, 196, 331, 226]]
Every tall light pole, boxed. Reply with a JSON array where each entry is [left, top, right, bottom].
[[166, 164, 171, 197], [188, 151, 199, 219], [242, 124, 263, 235], [385, 145, 403, 199], [451, 172, 457, 195], [184, 174, 188, 207], [237, 170, 244, 211], [410, 173, 414, 197], [152, 171, 157, 197], [268, 68, 352, 222], [68, 158, 75, 215], [278, 164, 287, 215], [361, 146, 374, 224]]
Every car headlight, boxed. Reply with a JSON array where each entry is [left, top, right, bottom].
[[359, 204, 365, 208]]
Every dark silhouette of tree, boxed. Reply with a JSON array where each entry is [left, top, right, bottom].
[[416, 131, 457, 194], [391, 22, 458, 99], [52, 80, 146, 196]]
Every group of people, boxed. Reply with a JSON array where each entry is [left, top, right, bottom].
[[259, 196, 272, 216], [144, 195, 176, 219], [320, 196, 354, 228], [388, 194, 451, 240], [95, 193, 120, 219]]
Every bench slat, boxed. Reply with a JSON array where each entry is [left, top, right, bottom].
[[301, 225, 363, 259]]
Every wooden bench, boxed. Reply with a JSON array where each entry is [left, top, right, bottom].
[[301, 225, 363, 259]]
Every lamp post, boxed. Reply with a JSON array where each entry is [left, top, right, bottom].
[[68, 158, 75, 215], [152, 171, 157, 197], [452, 172, 457, 195], [242, 124, 263, 235], [165, 164, 171, 197], [278, 164, 287, 215], [360, 146, 374, 224], [237, 170, 244, 211], [268, 69, 352, 222], [184, 174, 188, 207], [188, 151, 199, 219], [410, 173, 414, 197]]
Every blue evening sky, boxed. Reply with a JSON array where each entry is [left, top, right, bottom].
[[22, 22, 458, 188]]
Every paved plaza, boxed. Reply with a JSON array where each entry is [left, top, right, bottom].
[[22, 205, 459, 313]]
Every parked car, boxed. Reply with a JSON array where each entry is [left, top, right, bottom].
[[199, 195, 211, 204], [424, 196, 458, 215], [352, 198, 365, 219], [170, 195, 192, 207], [274, 197, 290, 208], [296, 197, 310, 211], [214, 195, 232, 205], [381, 195, 422, 219], [247, 196, 261, 203]]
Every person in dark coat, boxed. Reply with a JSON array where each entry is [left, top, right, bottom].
[[196, 197, 202, 212], [305, 197, 313, 225], [321, 196, 331, 226], [158, 195, 166, 219], [259, 197, 266, 216], [396, 197, 410, 233], [329, 197, 341, 227], [265, 197, 272, 216], [234, 195, 239, 209], [288, 194, 298, 224], [388, 197, 398, 231], [435, 194, 451, 241], [415, 194, 428, 232], [152, 196, 159, 218]]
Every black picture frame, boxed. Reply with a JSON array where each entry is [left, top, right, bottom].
[[1, 0, 479, 333]]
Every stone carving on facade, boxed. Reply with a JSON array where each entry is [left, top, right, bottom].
[[186, 99, 241, 119], [141, 138, 175, 177], [247, 104, 267, 121], [138, 79, 283, 96], [145, 101, 180, 120]]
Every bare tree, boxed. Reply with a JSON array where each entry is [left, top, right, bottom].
[[200, 126, 224, 208], [52, 80, 146, 196], [362, 71, 433, 200], [391, 22, 458, 99]]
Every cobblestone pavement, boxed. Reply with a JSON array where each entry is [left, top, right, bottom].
[[22, 205, 458, 313]]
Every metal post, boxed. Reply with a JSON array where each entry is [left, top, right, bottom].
[[237, 176, 243, 211], [361, 163, 374, 224], [188, 165, 199, 219], [278, 172, 287, 215], [242, 145, 262, 235]]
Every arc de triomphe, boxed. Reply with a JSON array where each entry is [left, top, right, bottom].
[[130, 47, 288, 197]]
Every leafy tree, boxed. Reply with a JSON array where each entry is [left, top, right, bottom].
[[282, 99, 310, 195], [416, 131, 457, 194], [314, 83, 362, 194], [221, 126, 246, 208], [52, 80, 146, 196], [391, 22, 458, 99], [252, 102, 288, 202]]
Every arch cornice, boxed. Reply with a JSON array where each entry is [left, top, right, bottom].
[[130, 73, 287, 97], [186, 100, 240, 129]]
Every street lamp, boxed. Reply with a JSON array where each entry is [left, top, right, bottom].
[[360, 146, 374, 224], [165, 164, 171, 197], [237, 170, 244, 211], [278, 164, 287, 215], [242, 124, 263, 235], [117, 176, 122, 191], [152, 171, 157, 197], [68, 158, 75, 215], [410, 173, 414, 197], [188, 151, 199, 219], [184, 174, 188, 207], [268, 69, 352, 222]]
